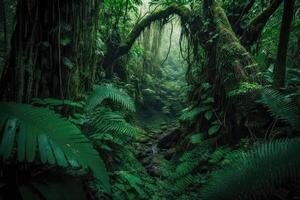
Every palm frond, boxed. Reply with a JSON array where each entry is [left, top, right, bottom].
[[260, 88, 300, 128], [86, 84, 135, 112], [0, 102, 110, 193], [200, 138, 300, 200]]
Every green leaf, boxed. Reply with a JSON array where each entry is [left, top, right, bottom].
[[0, 102, 110, 193], [38, 134, 55, 165], [203, 97, 214, 104], [63, 57, 73, 69], [204, 111, 213, 120], [201, 83, 211, 90], [208, 124, 221, 136], [0, 118, 18, 160], [211, 120, 219, 125], [60, 37, 71, 46], [190, 134, 203, 144]]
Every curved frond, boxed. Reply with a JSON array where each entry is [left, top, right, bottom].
[[260, 88, 300, 128], [200, 138, 300, 200], [0, 102, 110, 193], [88, 107, 140, 141], [86, 84, 135, 112]]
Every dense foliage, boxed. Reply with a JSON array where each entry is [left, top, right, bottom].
[[0, 0, 300, 199]]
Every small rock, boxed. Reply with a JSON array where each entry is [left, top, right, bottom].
[[141, 157, 152, 165], [148, 166, 162, 177]]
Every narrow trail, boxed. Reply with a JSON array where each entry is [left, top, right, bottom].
[[134, 120, 179, 176]]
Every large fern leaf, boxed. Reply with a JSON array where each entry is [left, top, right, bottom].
[[86, 84, 135, 112], [88, 107, 140, 141], [260, 88, 300, 128], [0, 102, 110, 193], [200, 138, 300, 200]]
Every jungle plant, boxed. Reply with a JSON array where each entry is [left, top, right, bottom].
[[85, 83, 140, 146], [88, 107, 140, 145], [260, 88, 300, 128], [86, 84, 136, 112], [31, 98, 86, 126], [0, 102, 110, 198], [200, 138, 300, 200]]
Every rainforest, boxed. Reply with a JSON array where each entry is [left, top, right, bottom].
[[0, 0, 300, 199]]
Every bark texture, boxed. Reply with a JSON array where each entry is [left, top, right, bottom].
[[273, 0, 295, 88], [0, 0, 100, 102]]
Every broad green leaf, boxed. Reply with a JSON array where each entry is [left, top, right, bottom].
[[208, 124, 221, 136], [60, 37, 71, 46], [203, 97, 214, 104], [204, 111, 213, 120]]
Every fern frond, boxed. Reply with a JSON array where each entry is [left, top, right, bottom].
[[200, 138, 300, 200], [174, 174, 195, 192], [172, 160, 199, 179], [89, 107, 140, 141], [117, 171, 147, 198], [260, 88, 300, 128], [0, 102, 110, 193], [86, 84, 135, 112]]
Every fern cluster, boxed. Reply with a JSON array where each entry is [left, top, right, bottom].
[[260, 88, 300, 128], [200, 138, 300, 200], [88, 107, 141, 144], [85, 84, 140, 147], [158, 140, 210, 193]]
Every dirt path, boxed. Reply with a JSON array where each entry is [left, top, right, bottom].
[[134, 120, 179, 176]]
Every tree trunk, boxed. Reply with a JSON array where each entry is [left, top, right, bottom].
[[0, 0, 100, 102], [273, 0, 295, 88]]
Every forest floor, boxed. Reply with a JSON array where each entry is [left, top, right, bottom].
[[134, 117, 179, 177], [132, 63, 185, 177]]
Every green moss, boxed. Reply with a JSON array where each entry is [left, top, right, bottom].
[[228, 82, 262, 97]]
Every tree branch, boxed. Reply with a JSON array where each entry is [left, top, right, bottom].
[[102, 4, 190, 67], [241, 0, 283, 46], [234, 0, 255, 29]]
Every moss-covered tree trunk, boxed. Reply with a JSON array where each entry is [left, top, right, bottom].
[[191, 0, 262, 138], [0, 0, 100, 102], [210, 2, 259, 94]]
